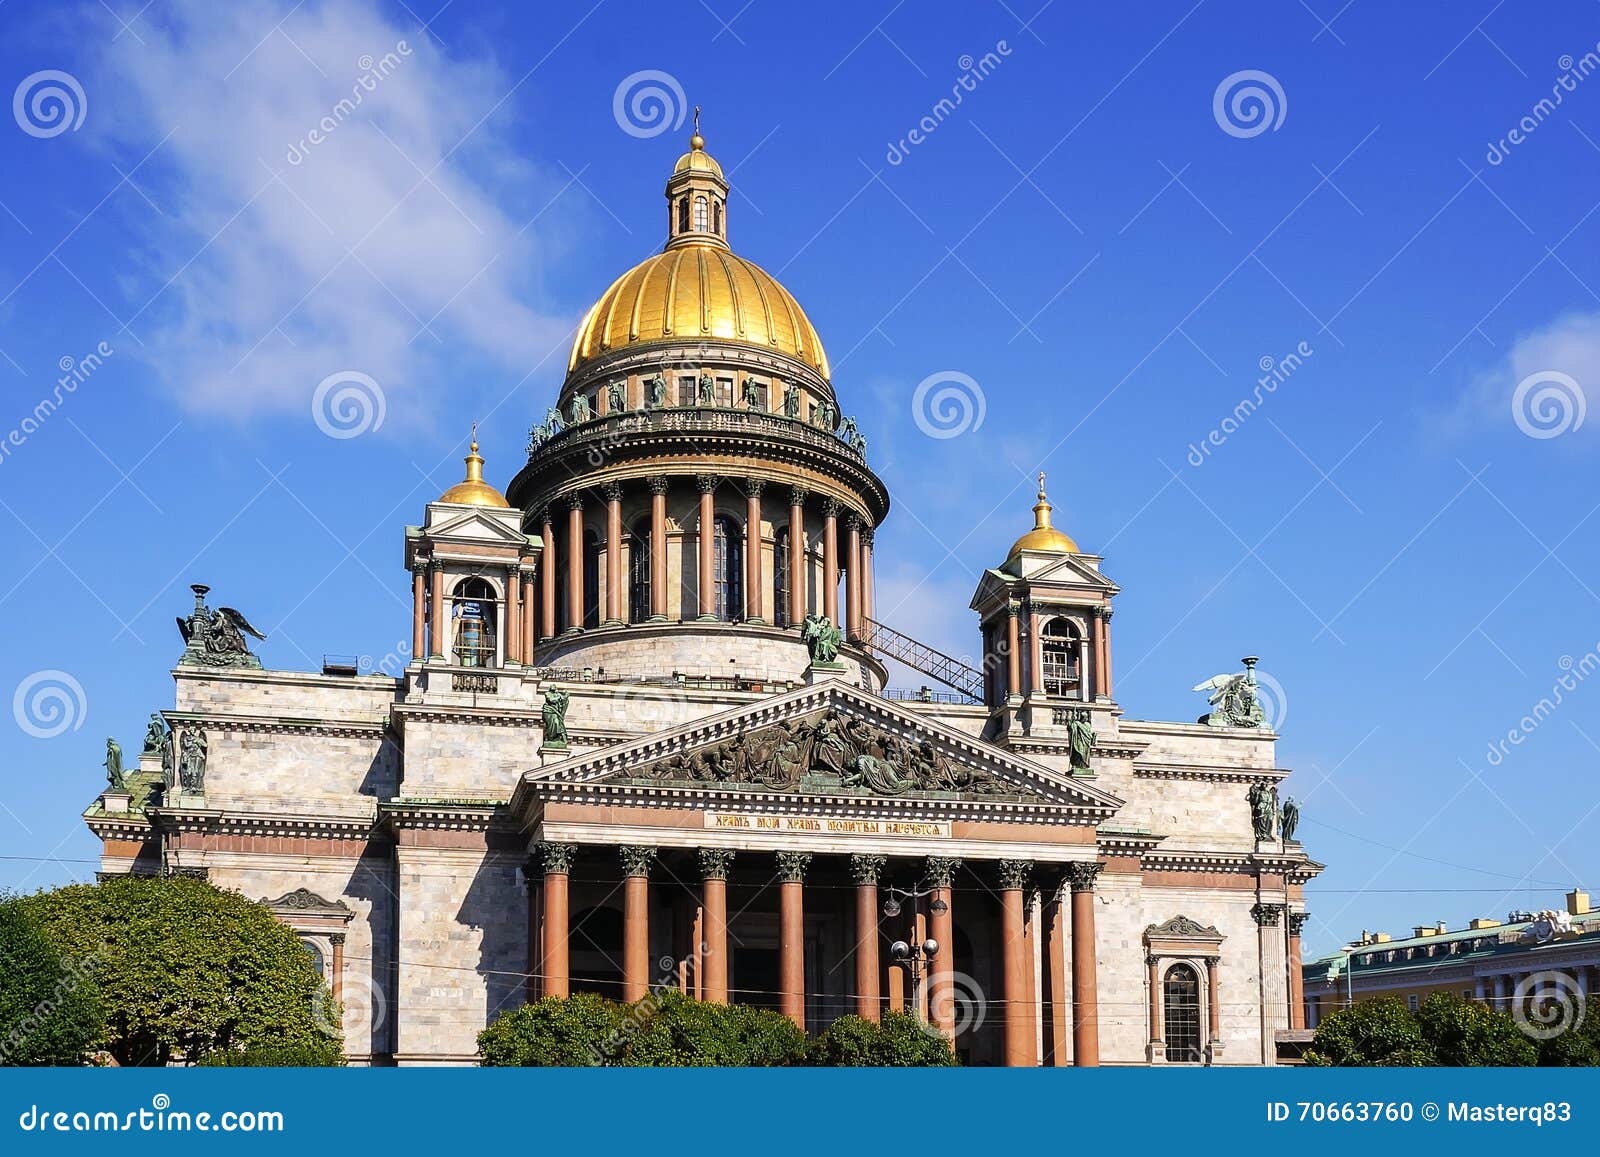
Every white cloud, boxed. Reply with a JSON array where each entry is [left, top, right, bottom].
[[1452, 308, 1600, 440], [91, 0, 575, 426]]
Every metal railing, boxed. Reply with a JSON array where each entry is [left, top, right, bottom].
[[529, 405, 865, 463], [883, 686, 979, 705], [856, 616, 984, 702]]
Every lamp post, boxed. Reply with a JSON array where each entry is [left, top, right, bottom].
[[883, 884, 944, 1024]]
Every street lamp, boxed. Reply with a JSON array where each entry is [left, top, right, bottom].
[[883, 883, 945, 1023]]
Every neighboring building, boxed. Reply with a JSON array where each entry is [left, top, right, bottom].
[[85, 128, 1321, 1066], [1302, 890, 1599, 1025]]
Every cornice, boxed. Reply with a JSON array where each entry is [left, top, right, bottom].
[[1133, 762, 1290, 783], [163, 711, 388, 739], [380, 799, 514, 832], [146, 805, 380, 841]]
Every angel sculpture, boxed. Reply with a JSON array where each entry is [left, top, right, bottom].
[[800, 612, 842, 665], [176, 585, 266, 669], [1191, 657, 1266, 728]]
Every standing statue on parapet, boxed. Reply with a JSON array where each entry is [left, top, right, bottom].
[[1247, 781, 1279, 841], [1066, 708, 1096, 773], [1280, 795, 1300, 842], [104, 737, 124, 791], [698, 374, 716, 405], [801, 613, 842, 665], [177, 728, 207, 792], [542, 686, 571, 746]]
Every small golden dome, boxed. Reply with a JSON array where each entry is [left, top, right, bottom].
[[568, 245, 829, 377], [675, 136, 721, 177], [1007, 473, 1079, 557], [438, 431, 510, 508]]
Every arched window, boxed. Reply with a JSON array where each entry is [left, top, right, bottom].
[[451, 577, 498, 667], [584, 530, 602, 630], [1162, 964, 1203, 1063], [713, 515, 743, 621], [300, 939, 325, 977], [713, 199, 723, 235], [774, 526, 791, 627], [628, 523, 651, 624], [693, 195, 708, 232], [677, 196, 689, 234], [1041, 618, 1081, 696]]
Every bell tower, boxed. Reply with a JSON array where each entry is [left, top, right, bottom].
[[664, 107, 730, 250]]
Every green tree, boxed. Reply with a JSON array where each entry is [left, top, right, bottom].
[[0, 895, 104, 1066], [806, 1011, 960, 1067], [478, 993, 623, 1066], [22, 876, 337, 1067], [194, 1040, 344, 1067], [1304, 997, 1436, 1066], [1416, 992, 1537, 1066], [622, 993, 806, 1066]]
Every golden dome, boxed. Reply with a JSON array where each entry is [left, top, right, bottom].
[[1007, 473, 1078, 557], [438, 432, 510, 508], [567, 123, 829, 379], [568, 242, 830, 377]]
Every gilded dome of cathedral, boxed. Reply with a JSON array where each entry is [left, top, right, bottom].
[[1007, 475, 1079, 558], [566, 129, 830, 379]]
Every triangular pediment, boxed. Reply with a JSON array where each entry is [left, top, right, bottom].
[[1020, 552, 1117, 591], [424, 504, 529, 545], [518, 682, 1123, 821]]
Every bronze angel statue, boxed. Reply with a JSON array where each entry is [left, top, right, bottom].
[[176, 584, 266, 669]]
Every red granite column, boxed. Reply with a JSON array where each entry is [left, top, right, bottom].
[[861, 528, 875, 627], [1208, 957, 1223, 1049], [1005, 604, 1023, 701], [1029, 606, 1045, 696], [330, 933, 345, 1007], [788, 487, 807, 622], [410, 564, 426, 662], [1043, 880, 1068, 1065], [925, 857, 960, 1047], [429, 563, 446, 659], [696, 475, 717, 620], [620, 845, 655, 1002], [505, 569, 521, 664], [999, 860, 1033, 1066], [1096, 607, 1114, 698], [524, 856, 540, 1002], [648, 476, 668, 620], [566, 495, 584, 631], [822, 499, 840, 623], [540, 843, 575, 998], [604, 481, 623, 625], [540, 511, 556, 641], [1067, 862, 1102, 1066], [845, 514, 862, 640], [698, 849, 733, 1005], [744, 478, 764, 623], [851, 854, 885, 1021], [520, 569, 535, 663], [1288, 911, 1308, 1029], [777, 852, 812, 1030], [1148, 955, 1164, 1057]]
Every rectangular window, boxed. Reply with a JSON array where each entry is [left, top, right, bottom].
[[716, 377, 734, 408], [677, 377, 696, 408], [1407, 994, 1419, 1011]]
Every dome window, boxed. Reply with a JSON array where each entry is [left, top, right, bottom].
[[694, 195, 709, 232], [677, 196, 690, 234], [713, 198, 723, 235]]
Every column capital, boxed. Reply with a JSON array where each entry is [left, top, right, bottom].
[[1251, 901, 1285, 927], [743, 476, 765, 499], [1095, 605, 1114, 621], [619, 845, 656, 878], [411, 559, 430, 578], [695, 473, 719, 494], [922, 855, 962, 888], [845, 512, 864, 533], [648, 474, 671, 496], [862, 527, 875, 546], [996, 858, 1033, 891], [697, 847, 735, 881], [1064, 860, 1103, 893], [821, 497, 841, 519], [602, 480, 623, 503], [1287, 910, 1310, 935], [848, 853, 887, 884], [539, 507, 554, 528], [775, 850, 813, 882], [538, 841, 577, 875], [789, 485, 808, 507], [329, 932, 346, 947], [566, 493, 584, 512]]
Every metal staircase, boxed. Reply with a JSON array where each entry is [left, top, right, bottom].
[[856, 616, 984, 702]]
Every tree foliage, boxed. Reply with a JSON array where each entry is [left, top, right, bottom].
[[21, 876, 337, 1067], [194, 1040, 345, 1067], [1305, 991, 1582, 1067], [1304, 997, 1434, 1066], [479, 993, 956, 1067], [0, 895, 104, 1066], [1416, 992, 1538, 1066], [805, 1011, 959, 1067]]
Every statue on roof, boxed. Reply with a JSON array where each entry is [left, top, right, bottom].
[[177, 728, 207, 792], [1192, 656, 1267, 728], [142, 713, 166, 755], [569, 392, 591, 424], [176, 585, 265, 669], [1247, 781, 1279, 841], [104, 737, 125, 791], [800, 612, 842, 665], [782, 383, 800, 418], [608, 381, 628, 412], [643, 374, 667, 409], [1066, 707, 1096, 773], [1280, 795, 1301, 842], [542, 686, 570, 748]]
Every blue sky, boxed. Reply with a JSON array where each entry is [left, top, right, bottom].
[[2, 0, 1598, 957]]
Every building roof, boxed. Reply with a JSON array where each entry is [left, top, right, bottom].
[[1306, 910, 1600, 983]]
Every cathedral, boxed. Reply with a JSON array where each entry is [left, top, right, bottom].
[[85, 127, 1321, 1066]]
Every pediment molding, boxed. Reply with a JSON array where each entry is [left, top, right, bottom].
[[514, 682, 1123, 825], [423, 505, 529, 546]]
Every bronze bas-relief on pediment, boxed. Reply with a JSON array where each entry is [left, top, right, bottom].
[[615, 711, 1043, 801]]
